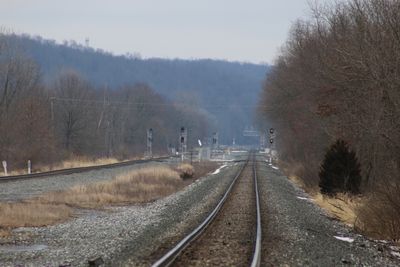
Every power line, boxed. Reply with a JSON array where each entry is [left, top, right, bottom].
[[50, 97, 272, 110]]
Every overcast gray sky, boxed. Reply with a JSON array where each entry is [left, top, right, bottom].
[[1, 0, 328, 64]]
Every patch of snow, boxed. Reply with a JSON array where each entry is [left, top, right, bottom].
[[271, 166, 279, 170], [211, 165, 228, 175], [296, 196, 315, 202], [209, 159, 234, 162], [391, 251, 400, 258], [297, 196, 309, 200], [0, 244, 48, 252], [375, 239, 389, 244], [334, 236, 354, 243]]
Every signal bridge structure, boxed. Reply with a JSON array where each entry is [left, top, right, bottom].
[[242, 126, 260, 137]]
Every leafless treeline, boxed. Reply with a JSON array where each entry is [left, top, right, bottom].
[[260, 0, 400, 240], [0, 35, 209, 171]]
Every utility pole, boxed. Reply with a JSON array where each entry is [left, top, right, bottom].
[[190, 147, 193, 165], [147, 128, 153, 158], [50, 97, 55, 126]]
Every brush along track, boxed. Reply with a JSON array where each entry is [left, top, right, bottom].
[[152, 154, 261, 266]]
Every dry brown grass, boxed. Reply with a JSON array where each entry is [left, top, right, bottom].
[[0, 203, 72, 228], [173, 161, 220, 183], [355, 183, 400, 242], [0, 162, 220, 234], [36, 166, 183, 208], [5, 154, 169, 176], [281, 160, 361, 227], [313, 193, 361, 226], [288, 174, 309, 192], [0, 228, 11, 237], [0, 165, 183, 231], [38, 156, 130, 173], [284, 164, 400, 243], [287, 173, 361, 227], [176, 163, 195, 179], [6, 156, 139, 176], [5, 168, 30, 176]]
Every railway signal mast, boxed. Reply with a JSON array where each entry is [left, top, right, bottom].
[[212, 132, 219, 149], [269, 128, 276, 163], [260, 133, 266, 150], [180, 127, 187, 161]]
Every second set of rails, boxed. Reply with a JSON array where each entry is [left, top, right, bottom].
[[152, 152, 262, 267], [0, 156, 175, 182]]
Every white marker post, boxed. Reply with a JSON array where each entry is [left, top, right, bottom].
[[28, 160, 31, 174], [2, 160, 7, 176], [198, 139, 202, 162]]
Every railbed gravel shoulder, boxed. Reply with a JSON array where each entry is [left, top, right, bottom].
[[258, 159, 400, 267], [0, 162, 241, 267]]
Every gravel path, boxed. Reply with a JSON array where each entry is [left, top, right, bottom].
[[258, 159, 400, 266], [172, 160, 256, 266], [0, 162, 241, 266], [0, 158, 177, 202]]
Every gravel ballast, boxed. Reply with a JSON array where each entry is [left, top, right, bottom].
[[0, 162, 241, 266], [258, 159, 400, 266], [171, 160, 256, 266], [3, 153, 398, 266]]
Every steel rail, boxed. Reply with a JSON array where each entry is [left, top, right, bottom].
[[0, 156, 175, 182], [251, 154, 262, 267], [151, 156, 249, 267]]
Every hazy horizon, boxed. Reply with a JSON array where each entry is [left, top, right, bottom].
[[1, 0, 333, 64]]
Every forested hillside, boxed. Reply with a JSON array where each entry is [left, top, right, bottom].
[[4, 34, 269, 144], [0, 33, 210, 170]]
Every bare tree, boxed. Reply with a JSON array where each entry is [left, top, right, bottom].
[[53, 71, 94, 154], [259, 0, 400, 240], [0, 39, 43, 168]]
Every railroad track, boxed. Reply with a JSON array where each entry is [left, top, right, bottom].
[[0, 156, 175, 182], [152, 152, 262, 267]]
